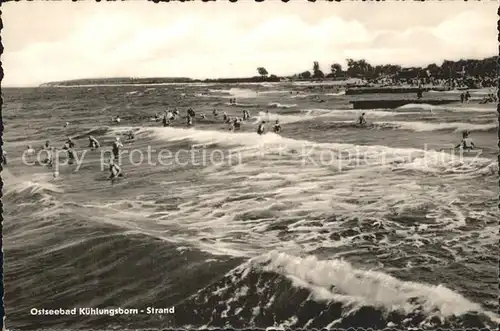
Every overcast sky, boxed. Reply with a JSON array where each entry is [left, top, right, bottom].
[[3, 1, 497, 86]]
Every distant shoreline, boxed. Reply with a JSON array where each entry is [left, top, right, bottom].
[[39, 76, 286, 87], [38, 56, 497, 88]]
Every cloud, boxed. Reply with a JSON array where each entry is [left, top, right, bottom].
[[2, 3, 497, 86]]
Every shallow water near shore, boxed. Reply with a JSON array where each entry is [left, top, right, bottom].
[[3, 82, 498, 330]]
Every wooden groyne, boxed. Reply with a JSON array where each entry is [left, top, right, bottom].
[[349, 99, 457, 110]]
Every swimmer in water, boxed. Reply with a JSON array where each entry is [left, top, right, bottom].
[[66, 147, 75, 165], [112, 137, 123, 161], [232, 118, 241, 131], [42, 140, 51, 150], [108, 158, 123, 179], [273, 120, 281, 133], [455, 131, 475, 150], [465, 91, 471, 103], [24, 145, 36, 157], [223, 112, 228, 122], [162, 113, 170, 127], [47, 147, 56, 167], [257, 121, 266, 135], [127, 131, 135, 140], [65, 137, 75, 149], [113, 116, 121, 124], [61, 141, 75, 164], [213, 109, 219, 117], [358, 113, 367, 126], [200, 112, 206, 120], [88, 135, 100, 149], [22, 145, 36, 164], [64, 122, 70, 129]]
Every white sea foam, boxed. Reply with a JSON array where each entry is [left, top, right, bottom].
[[118, 126, 497, 261], [324, 90, 346, 96], [242, 251, 500, 320], [375, 121, 497, 132], [268, 102, 297, 109], [398, 103, 496, 113]]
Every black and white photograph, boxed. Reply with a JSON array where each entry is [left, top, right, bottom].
[[2, 1, 499, 330]]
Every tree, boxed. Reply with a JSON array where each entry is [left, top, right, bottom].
[[299, 71, 312, 79], [312, 61, 325, 79], [257, 67, 269, 78], [313, 61, 320, 73], [425, 63, 441, 78], [314, 70, 325, 79], [344, 59, 379, 78], [330, 63, 343, 76]]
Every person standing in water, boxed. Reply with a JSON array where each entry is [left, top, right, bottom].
[[1, 150, 7, 166], [162, 113, 170, 127], [257, 121, 266, 135], [89, 135, 100, 149], [358, 113, 367, 126], [47, 147, 56, 167], [65, 137, 75, 149], [25, 145, 36, 164], [465, 91, 471, 103], [112, 137, 123, 161], [273, 120, 281, 133], [108, 158, 123, 179], [455, 131, 475, 150], [416, 88, 423, 99], [66, 147, 76, 165], [232, 118, 241, 131], [61, 139, 75, 165], [42, 140, 51, 150]]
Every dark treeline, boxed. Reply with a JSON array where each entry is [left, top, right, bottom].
[[291, 56, 497, 88]]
